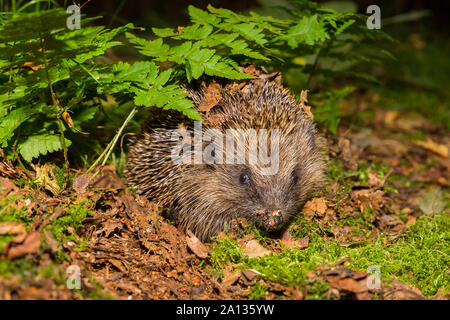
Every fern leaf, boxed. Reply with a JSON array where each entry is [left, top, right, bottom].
[[18, 134, 72, 162]]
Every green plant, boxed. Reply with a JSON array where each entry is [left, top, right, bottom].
[[208, 235, 244, 272], [0, 1, 392, 173]]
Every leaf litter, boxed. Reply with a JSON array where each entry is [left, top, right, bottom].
[[0, 90, 449, 300]]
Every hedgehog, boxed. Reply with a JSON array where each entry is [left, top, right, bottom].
[[125, 78, 325, 242]]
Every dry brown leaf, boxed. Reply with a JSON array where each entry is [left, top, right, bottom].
[[7, 231, 40, 259], [351, 189, 385, 212], [368, 172, 383, 187], [186, 230, 209, 259], [73, 174, 90, 194], [241, 270, 258, 283], [384, 110, 399, 126], [303, 197, 327, 217], [197, 84, 222, 112], [384, 280, 425, 300], [405, 215, 417, 228], [222, 271, 241, 287], [414, 138, 449, 158], [242, 239, 271, 258], [280, 229, 309, 249], [0, 222, 26, 235], [324, 267, 373, 300], [0, 178, 19, 197]]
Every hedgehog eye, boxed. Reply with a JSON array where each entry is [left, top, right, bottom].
[[291, 171, 298, 185], [240, 173, 250, 185]]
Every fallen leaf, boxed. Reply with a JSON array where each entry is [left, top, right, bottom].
[[324, 267, 373, 300], [280, 230, 309, 249], [186, 230, 209, 259], [351, 189, 385, 212], [222, 271, 241, 287], [197, 84, 222, 112], [73, 174, 90, 194], [368, 172, 383, 187], [384, 280, 425, 300], [419, 188, 446, 215], [241, 270, 257, 282], [303, 197, 327, 217], [405, 215, 417, 228], [0, 222, 26, 235], [7, 231, 40, 259], [242, 239, 271, 258], [384, 110, 399, 126], [96, 220, 122, 237], [414, 138, 449, 158], [35, 164, 60, 195], [0, 178, 19, 197], [305, 271, 316, 281]]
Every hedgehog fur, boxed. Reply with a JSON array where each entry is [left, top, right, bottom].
[[125, 79, 325, 242]]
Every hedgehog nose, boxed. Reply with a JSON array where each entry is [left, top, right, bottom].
[[256, 209, 283, 232], [268, 210, 282, 226]]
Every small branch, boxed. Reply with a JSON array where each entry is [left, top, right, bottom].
[[87, 106, 138, 174], [11, 148, 34, 181], [322, 237, 328, 271], [306, 39, 333, 88]]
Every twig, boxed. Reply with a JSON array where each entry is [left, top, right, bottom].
[[11, 147, 34, 181], [322, 237, 328, 270], [87, 106, 138, 174], [306, 39, 333, 88]]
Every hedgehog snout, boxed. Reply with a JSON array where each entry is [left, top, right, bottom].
[[254, 209, 284, 232]]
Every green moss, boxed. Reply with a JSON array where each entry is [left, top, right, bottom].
[[41, 201, 93, 262], [0, 195, 34, 254], [248, 282, 268, 300], [0, 195, 33, 225], [209, 236, 244, 273], [0, 234, 15, 254], [245, 248, 321, 284], [52, 165, 67, 189], [210, 213, 449, 298], [343, 214, 449, 296], [12, 178, 36, 189], [0, 257, 36, 278], [43, 202, 93, 245]]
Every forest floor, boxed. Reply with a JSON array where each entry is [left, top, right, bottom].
[[0, 91, 449, 300]]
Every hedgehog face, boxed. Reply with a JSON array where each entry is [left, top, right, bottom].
[[176, 123, 325, 240], [220, 130, 323, 234], [229, 165, 303, 233]]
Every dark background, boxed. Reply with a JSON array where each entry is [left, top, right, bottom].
[[79, 0, 449, 33], [75, 0, 449, 128]]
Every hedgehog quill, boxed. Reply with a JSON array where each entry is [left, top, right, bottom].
[[126, 78, 325, 242]]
